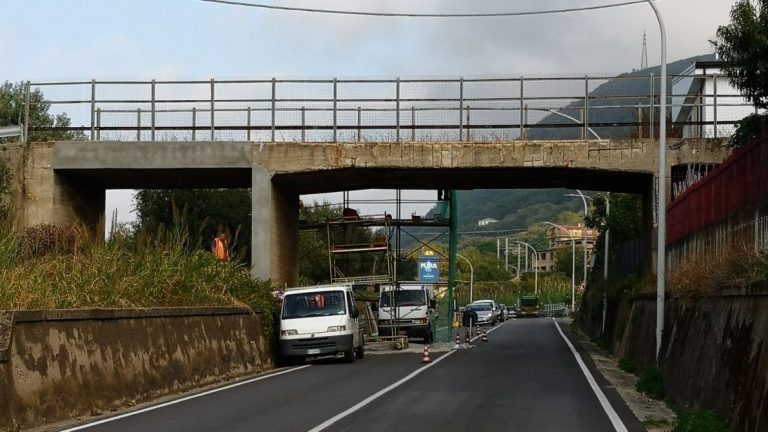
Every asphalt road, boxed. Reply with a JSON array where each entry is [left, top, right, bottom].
[[63, 319, 644, 432]]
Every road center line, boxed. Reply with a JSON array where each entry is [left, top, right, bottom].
[[60, 365, 312, 431], [309, 321, 508, 432], [553, 319, 628, 432], [308, 351, 455, 432]]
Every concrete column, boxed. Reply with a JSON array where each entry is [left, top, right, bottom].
[[7, 143, 104, 230], [642, 175, 656, 275], [251, 167, 299, 287]]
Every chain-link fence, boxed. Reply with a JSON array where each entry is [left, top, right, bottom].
[[19, 73, 758, 143]]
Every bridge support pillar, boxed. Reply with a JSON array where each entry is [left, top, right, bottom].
[[251, 167, 299, 287], [642, 179, 656, 275], [7, 143, 104, 231]]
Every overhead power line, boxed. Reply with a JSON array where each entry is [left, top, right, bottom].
[[199, 0, 647, 18]]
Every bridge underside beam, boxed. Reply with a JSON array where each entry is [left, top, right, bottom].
[[273, 167, 654, 196]]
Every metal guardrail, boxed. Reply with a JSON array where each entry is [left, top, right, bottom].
[[19, 74, 758, 143], [540, 303, 567, 317], [0, 126, 22, 140]]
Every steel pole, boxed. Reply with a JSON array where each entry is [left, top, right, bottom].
[[576, 189, 589, 290], [457, 254, 474, 304], [542, 222, 575, 311], [647, 0, 668, 363], [602, 193, 610, 334]]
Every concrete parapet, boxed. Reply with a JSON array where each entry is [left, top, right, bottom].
[[0, 307, 273, 432]]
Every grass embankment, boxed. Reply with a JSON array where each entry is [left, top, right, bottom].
[[0, 225, 276, 330], [666, 244, 768, 296]]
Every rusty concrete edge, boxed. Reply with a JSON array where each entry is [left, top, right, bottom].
[[1, 306, 264, 324], [0, 311, 13, 362]]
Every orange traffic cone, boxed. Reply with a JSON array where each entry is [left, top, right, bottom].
[[482, 327, 488, 342], [422, 345, 431, 363]]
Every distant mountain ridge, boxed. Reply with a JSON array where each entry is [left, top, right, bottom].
[[436, 54, 715, 238]]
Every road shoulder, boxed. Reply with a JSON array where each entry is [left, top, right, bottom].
[[561, 320, 676, 432]]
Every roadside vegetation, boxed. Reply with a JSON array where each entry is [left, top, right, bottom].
[[0, 221, 276, 331], [673, 409, 731, 432], [666, 244, 768, 297]]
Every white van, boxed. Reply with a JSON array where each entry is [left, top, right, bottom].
[[279, 284, 365, 363], [378, 284, 437, 343]]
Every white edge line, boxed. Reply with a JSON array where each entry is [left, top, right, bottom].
[[308, 351, 456, 431], [553, 319, 629, 432], [309, 320, 508, 432], [60, 365, 312, 431]]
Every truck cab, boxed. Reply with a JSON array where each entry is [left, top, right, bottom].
[[279, 284, 365, 363], [377, 284, 437, 343]]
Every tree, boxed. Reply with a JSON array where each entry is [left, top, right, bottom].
[[553, 245, 587, 283], [134, 189, 252, 260], [0, 81, 84, 142], [717, 0, 768, 110], [717, 1, 768, 147]]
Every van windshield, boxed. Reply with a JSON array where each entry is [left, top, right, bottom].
[[380, 290, 426, 307], [282, 290, 346, 319]]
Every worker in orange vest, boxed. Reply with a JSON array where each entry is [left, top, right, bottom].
[[212, 233, 229, 260]]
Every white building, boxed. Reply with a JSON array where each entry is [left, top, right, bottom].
[[672, 60, 759, 139]]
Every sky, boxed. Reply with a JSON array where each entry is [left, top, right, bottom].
[[1, 0, 737, 225]]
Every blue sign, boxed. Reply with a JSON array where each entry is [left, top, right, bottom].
[[419, 252, 439, 282]]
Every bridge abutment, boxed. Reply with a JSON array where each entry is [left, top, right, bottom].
[[251, 167, 299, 286]]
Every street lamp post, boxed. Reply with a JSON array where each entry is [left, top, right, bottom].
[[527, 108, 602, 140], [543, 222, 576, 312], [565, 191, 591, 290], [456, 254, 474, 304], [646, 0, 668, 364], [457, 253, 474, 335], [512, 241, 538, 295]]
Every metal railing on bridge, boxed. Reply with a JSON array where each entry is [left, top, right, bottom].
[[18, 74, 758, 143]]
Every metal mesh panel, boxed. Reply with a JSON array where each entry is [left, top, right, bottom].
[[25, 74, 760, 143]]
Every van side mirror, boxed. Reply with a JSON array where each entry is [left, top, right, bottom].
[[429, 299, 437, 309], [350, 308, 360, 319]]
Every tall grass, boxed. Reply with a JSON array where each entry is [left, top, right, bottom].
[[667, 243, 768, 296], [0, 224, 275, 326]]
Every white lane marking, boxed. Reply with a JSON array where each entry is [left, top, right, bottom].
[[61, 365, 312, 431], [553, 319, 629, 432], [310, 321, 508, 432], [308, 352, 454, 432]]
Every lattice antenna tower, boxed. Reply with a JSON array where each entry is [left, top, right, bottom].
[[640, 30, 648, 70]]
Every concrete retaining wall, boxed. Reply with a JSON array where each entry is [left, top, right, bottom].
[[0, 307, 273, 431], [616, 285, 768, 432]]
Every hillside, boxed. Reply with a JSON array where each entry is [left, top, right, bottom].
[[418, 54, 714, 243], [528, 54, 715, 140]]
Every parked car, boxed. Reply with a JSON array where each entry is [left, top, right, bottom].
[[498, 304, 508, 321], [472, 299, 500, 322], [464, 303, 497, 326]]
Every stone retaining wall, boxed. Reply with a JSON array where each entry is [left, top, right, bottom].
[[0, 307, 273, 431]]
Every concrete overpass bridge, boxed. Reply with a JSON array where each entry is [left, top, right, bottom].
[[3, 138, 728, 286]]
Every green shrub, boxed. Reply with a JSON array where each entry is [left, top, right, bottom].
[[636, 367, 665, 399], [674, 409, 731, 432], [618, 357, 637, 374], [0, 223, 277, 335]]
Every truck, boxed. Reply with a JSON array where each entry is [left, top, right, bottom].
[[279, 284, 365, 363], [377, 284, 437, 343], [518, 295, 540, 318]]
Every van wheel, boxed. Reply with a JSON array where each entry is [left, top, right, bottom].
[[343, 347, 355, 363], [355, 345, 365, 359]]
